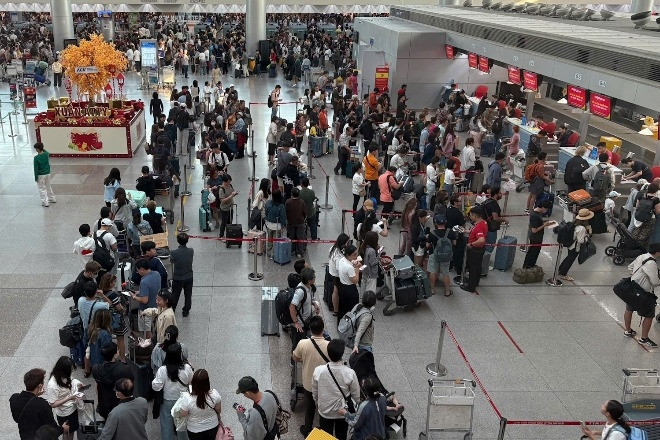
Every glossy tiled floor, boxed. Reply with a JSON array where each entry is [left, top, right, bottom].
[[0, 68, 657, 440]]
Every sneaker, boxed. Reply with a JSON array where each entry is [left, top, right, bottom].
[[623, 329, 637, 338], [524, 208, 530, 214], [42, 203, 49, 207], [182, 311, 189, 317], [459, 283, 474, 293], [48, 199, 57, 203], [638, 338, 658, 348]]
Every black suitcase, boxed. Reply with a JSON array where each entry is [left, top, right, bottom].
[[394, 277, 418, 307], [590, 210, 608, 234], [79, 399, 104, 439], [128, 359, 154, 401], [226, 204, 243, 248], [170, 156, 180, 175]]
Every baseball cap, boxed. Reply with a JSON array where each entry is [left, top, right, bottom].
[[236, 376, 258, 394], [433, 214, 447, 225], [101, 218, 113, 226], [229, 84, 235, 88]]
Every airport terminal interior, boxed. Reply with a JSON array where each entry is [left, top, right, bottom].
[[0, 2, 658, 439]]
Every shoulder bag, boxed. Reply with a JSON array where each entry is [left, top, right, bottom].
[[326, 365, 356, 413]]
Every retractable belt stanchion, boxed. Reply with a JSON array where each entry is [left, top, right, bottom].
[[249, 147, 258, 182], [188, 146, 194, 170], [426, 320, 448, 376], [247, 128, 256, 158], [545, 245, 564, 287], [177, 195, 189, 232], [181, 165, 192, 197], [341, 210, 348, 234], [320, 175, 333, 210], [248, 236, 264, 281], [307, 138, 315, 179]]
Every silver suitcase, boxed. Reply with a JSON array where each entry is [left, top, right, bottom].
[[261, 287, 280, 336], [392, 255, 415, 280]]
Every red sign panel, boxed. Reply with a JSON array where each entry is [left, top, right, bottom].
[[468, 53, 478, 69], [374, 66, 389, 92], [566, 85, 586, 109], [523, 71, 538, 91], [507, 66, 521, 85], [445, 45, 454, 60], [23, 87, 37, 108], [478, 56, 489, 73], [590, 92, 611, 119]]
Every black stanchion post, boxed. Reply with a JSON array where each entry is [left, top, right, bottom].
[[308, 139, 315, 180], [320, 175, 333, 210], [341, 210, 347, 234], [247, 128, 256, 158], [181, 165, 192, 196], [249, 149, 258, 182], [177, 195, 189, 232], [497, 418, 508, 440], [248, 237, 264, 281]]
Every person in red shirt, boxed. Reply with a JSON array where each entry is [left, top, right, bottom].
[[397, 84, 407, 99], [461, 205, 487, 293]]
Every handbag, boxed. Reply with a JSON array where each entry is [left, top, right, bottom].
[[216, 422, 235, 440], [171, 392, 188, 432], [61, 281, 75, 299], [326, 365, 356, 413], [613, 258, 659, 311], [577, 237, 596, 264]]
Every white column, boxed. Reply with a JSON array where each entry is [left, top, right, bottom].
[[101, 16, 115, 42], [51, 0, 75, 51], [246, 0, 266, 56]]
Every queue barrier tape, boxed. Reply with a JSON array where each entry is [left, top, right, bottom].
[[248, 101, 298, 105], [187, 235, 336, 244], [505, 420, 660, 426]]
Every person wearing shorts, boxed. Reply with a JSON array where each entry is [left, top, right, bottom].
[[426, 214, 456, 297], [623, 247, 660, 348], [526, 151, 553, 213], [130, 259, 161, 341]]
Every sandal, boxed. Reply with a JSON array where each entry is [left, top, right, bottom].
[[444, 290, 454, 297], [560, 275, 575, 282]]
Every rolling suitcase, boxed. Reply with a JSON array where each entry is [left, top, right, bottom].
[[310, 136, 324, 157], [273, 239, 292, 265], [590, 210, 608, 234], [345, 161, 359, 179], [227, 139, 238, 157], [393, 277, 418, 307], [226, 225, 243, 248], [199, 206, 211, 232], [247, 230, 266, 255], [79, 399, 104, 439], [413, 266, 432, 300], [327, 138, 334, 154], [481, 251, 492, 277], [481, 139, 495, 157], [169, 156, 180, 175], [494, 234, 517, 271], [128, 359, 154, 401], [125, 190, 147, 208], [261, 287, 280, 336], [70, 339, 85, 367], [269, 66, 277, 78]]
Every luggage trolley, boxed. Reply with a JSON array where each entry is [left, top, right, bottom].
[[621, 369, 660, 439], [161, 66, 175, 89], [380, 255, 432, 316], [419, 378, 476, 440]]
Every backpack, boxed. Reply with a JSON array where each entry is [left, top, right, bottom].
[[524, 162, 539, 183], [385, 127, 398, 146], [274, 287, 306, 326], [399, 174, 414, 193], [608, 425, 647, 440], [592, 164, 611, 191], [635, 197, 656, 222], [175, 109, 190, 130], [528, 136, 541, 157], [555, 221, 576, 247], [267, 94, 273, 108], [254, 390, 290, 440], [337, 305, 372, 348], [92, 231, 115, 272], [433, 231, 453, 263], [388, 175, 403, 200], [491, 116, 503, 135], [59, 315, 83, 348]]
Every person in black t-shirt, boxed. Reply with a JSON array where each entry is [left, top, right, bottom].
[[621, 157, 653, 182], [522, 200, 554, 268], [136, 166, 157, 201]]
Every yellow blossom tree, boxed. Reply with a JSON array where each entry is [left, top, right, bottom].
[[60, 34, 128, 99]]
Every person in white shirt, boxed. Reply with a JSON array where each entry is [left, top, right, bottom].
[[622, 245, 660, 348], [443, 159, 462, 196], [133, 49, 141, 71], [198, 50, 207, 75], [351, 164, 368, 212], [73, 223, 95, 269], [459, 138, 477, 188], [151, 343, 193, 440], [328, 234, 350, 317], [177, 369, 222, 438], [312, 339, 360, 440], [44, 356, 83, 439], [426, 156, 440, 209], [580, 400, 633, 440]]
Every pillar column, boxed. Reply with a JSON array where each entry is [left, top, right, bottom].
[[51, 0, 75, 51], [246, 0, 266, 56], [577, 110, 591, 146], [525, 90, 535, 121], [101, 16, 115, 42]]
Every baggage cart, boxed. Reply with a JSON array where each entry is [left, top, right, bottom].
[[419, 378, 476, 440], [620, 369, 660, 440], [380, 255, 426, 316]]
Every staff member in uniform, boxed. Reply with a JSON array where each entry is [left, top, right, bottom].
[[460, 206, 487, 293], [336, 244, 361, 325]]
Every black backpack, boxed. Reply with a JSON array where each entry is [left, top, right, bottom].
[[635, 197, 656, 223], [555, 221, 576, 247], [267, 94, 273, 108], [491, 116, 503, 135], [528, 136, 541, 157], [274, 287, 306, 326], [176, 109, 190, 130], [92, 231, 115, 272]]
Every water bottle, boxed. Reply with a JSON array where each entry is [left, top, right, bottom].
[[521, 115, 527, 125]]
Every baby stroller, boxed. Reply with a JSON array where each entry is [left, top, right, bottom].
[[349, 350, 407, 438], [605, 218, 649, 266]]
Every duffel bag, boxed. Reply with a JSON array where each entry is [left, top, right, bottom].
[[613, 277, 657, 312], [512, 266, 545, 284]]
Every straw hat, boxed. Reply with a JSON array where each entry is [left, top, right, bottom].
[[576, 208, 594, 221]]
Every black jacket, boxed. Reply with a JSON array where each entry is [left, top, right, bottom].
[[92, 361, 135, 419], [564, 155, 590, 185], [10, 391, 63, 440]]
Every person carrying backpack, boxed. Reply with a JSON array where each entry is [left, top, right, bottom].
[[235, 376, 280, 440], [580, 400, 642, 440], [582, 152, 613, 203], [564, 145, 590, 193], [557, 209, 593, 282], [426, 214, 457, 297], [289, 267, 320, 352]]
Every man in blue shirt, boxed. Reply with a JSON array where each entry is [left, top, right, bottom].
[[78, 281, 110, 335], [130, 259, 161, 340]]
